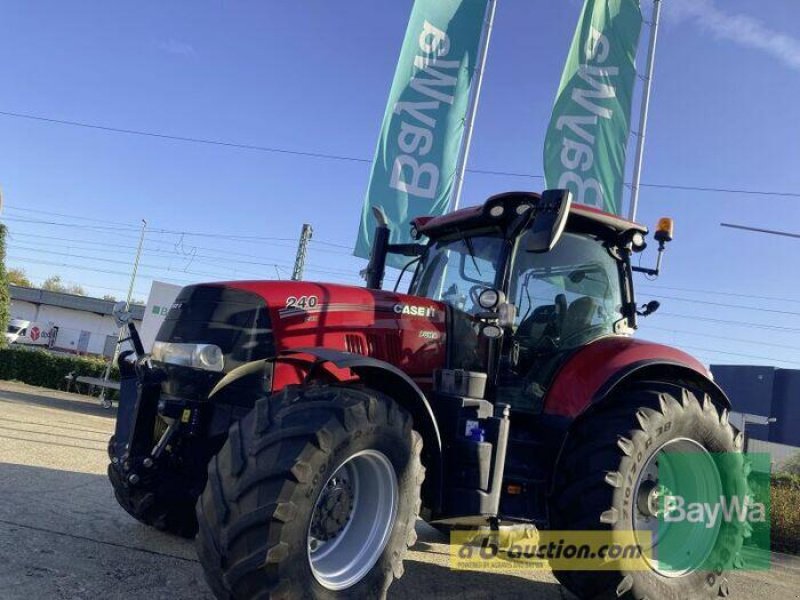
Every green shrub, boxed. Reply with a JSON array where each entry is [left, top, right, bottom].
[[0, 346, 119, 393], [782, 451, 800, 476], [772, 473, 800, 554]]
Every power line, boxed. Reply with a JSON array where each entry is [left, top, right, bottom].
[[5, 235, 361, 278], [658, 312, 800, 333], [678, 344, 800, 368], [6, 254, 361, 287], [639, 283, 800, 306], [2, 109, 799, 199], [0, 110, 372, 165], [643, 325, 800, 351], [721, 223, 800, 240], [2, 210, 355, 253], [654, 293, 800, 317]]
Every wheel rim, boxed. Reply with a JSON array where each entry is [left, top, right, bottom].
[[632, 437, 722, 577], [307, 449, 398, 590]]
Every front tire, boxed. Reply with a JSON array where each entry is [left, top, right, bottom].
[[549, 382, 746, 600], [107, 435, 200, 538], [196, 385, 424, 600]]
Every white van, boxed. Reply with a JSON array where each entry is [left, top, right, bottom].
[[5, 319, 54, 346]]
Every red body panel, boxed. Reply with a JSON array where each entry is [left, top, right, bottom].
[[224, 281, 447, 389], [543, 336, 709, 418]]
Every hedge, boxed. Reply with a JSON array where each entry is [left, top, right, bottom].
[[773, 472, 800, 554], [0, 346, 118, 392]]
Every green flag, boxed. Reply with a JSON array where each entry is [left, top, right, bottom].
[[544, 0, 642, 215], [355, 0, 489, 268]]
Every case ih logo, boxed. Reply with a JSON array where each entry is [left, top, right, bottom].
[[30, 326, 41, 341], [393, 304, 436, 318]]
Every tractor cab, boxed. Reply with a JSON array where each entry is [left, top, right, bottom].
[[398, 191, 658, 411]]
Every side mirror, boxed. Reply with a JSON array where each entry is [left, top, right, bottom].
[[637, 300, 660, 317], [526, 189, 572, 253], [112, 301, 132, 327]]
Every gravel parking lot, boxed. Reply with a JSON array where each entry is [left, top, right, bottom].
[[1, 380, 798, 599]]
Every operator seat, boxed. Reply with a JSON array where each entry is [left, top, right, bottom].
[[515, 293, 567, 342], [561, 296, 597, 344]]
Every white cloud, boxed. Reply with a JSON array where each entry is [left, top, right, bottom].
[[664, 0, 800, 71], [155, 39, 195, 58]]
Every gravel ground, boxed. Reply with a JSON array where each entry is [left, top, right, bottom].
[[0, 380, 798, 599]]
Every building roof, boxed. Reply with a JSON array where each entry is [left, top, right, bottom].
[[9, 285, 145, 321]]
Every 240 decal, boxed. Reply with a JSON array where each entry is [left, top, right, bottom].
[[285, 295, 319, 309]]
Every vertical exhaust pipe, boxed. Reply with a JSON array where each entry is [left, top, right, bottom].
[[364, 207, 390, 290]]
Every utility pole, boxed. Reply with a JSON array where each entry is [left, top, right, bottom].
[[450, 0, 497, 212], [628, 0, 662, 222], [100, 219, 147, 407], [291, 223, 313, 281]]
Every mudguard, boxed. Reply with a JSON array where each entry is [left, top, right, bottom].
[[543, 336, 730, 419]]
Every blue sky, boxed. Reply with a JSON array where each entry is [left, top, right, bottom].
[[1, 0, 799, 369]]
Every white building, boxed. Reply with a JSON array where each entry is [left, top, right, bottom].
[[8, 285, 144, 357]]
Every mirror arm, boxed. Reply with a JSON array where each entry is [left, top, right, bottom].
[[631, 239, 667, 277]]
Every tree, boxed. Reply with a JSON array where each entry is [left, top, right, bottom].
[[8, 268, 32, 287], [0, 225, 9, 348], [41, 275, 64, 292], [41, 275, 86, 296], [102, 294, 118, 302]]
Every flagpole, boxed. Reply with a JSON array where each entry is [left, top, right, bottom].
[[628, 0, 662, 221], [450, 0, 497, 212]]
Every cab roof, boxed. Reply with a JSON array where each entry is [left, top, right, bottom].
[[412, 191, 647, 240]]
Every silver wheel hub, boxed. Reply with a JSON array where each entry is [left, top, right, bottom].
[[307, 449, 399, 590], [632, 437, 722, 577]]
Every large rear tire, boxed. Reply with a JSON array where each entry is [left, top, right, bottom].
[[196, 385, 424, 600], [549, 382, 746, 600]]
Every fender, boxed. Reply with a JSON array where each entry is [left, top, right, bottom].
[[543, 336, 730, 419], [283, 347, 444, 513]]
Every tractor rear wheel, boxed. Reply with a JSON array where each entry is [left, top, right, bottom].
[[549, 382, 747, 600], [196, 385, 424, 600]]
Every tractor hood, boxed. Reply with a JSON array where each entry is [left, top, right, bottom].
[[169, 280, 448, 382]]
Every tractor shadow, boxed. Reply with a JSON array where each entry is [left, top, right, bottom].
[[392, 521, 573, 599], [0, 384, 116, 419]]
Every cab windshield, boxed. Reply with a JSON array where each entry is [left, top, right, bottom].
[[410, 233, 505, 315], [7, 324, 23, 335], [410, 232, 506, 371]]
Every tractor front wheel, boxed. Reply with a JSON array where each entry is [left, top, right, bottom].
[[196, 385, 424, 600]]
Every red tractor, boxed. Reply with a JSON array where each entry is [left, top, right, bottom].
[[108, 190, 744, 600]]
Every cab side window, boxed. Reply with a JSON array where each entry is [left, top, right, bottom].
[[511, 232, 622, 353]]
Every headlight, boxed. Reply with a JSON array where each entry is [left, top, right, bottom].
[[151, 342, 225, 372]]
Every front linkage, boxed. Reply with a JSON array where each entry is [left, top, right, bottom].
[[108, 342, 211, 537]]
